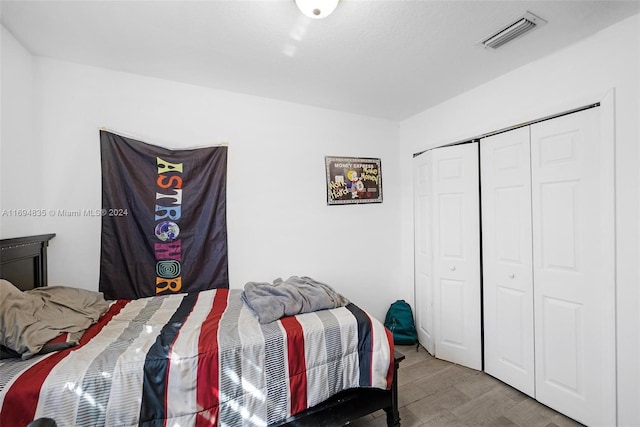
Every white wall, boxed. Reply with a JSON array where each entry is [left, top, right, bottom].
[[0, 26, 43, 237], [399, 14, 640, 426], [0, 41, 401, 321]]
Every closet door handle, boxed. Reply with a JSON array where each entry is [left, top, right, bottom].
[[450, 266, 456, 271], [508, 273, 515, 279]]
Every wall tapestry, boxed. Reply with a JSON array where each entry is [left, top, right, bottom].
[[325, 156, 383, 205], [99, 130, 228, 299]]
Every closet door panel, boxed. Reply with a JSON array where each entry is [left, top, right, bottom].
[[432, 142, 481, 370], [413, 152, 435, 354], [481, 127, 535, 397], [531, 107, 615, 427]]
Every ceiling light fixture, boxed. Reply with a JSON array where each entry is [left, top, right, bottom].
[[295, 0, 339, 19]]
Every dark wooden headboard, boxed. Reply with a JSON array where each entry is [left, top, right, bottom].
[[0, 234, 56, 291]]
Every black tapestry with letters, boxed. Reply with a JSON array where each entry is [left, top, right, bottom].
[[99, 130, 228, 300]]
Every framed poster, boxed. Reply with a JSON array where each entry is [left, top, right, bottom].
[[325, 156, 383, 205]]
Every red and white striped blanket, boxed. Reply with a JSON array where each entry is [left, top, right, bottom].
[[0, 289, 394, 427]]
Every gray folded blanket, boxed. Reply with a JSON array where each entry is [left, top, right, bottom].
[[241, 276, 349, 324]]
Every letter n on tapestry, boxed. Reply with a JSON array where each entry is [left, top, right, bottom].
[[99, 130, 229, 299]]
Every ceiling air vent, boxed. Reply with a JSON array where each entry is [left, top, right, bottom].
[[479, 11, 547, 49]]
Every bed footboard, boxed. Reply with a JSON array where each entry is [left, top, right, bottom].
[[272, 351, 405, 427]]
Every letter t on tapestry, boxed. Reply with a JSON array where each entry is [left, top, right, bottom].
[[99, 130, 228, 299]]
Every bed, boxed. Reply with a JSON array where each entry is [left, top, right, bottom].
[[0, 234, 404, 427]]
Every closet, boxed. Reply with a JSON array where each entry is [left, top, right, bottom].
[[413, 105, 616, 426], [414, 142, 482, 370]]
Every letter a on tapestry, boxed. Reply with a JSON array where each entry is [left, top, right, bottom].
[[99, 130, 229, 299]]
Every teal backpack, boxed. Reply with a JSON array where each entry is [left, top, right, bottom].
[[384, 300, 418, 345]]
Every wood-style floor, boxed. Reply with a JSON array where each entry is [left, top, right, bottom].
[[353, 345, 585, 427]]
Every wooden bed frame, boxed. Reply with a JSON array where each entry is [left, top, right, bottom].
[[0, 233, 55, 290], [0, 234, 404, 427]]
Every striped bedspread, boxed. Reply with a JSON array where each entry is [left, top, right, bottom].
[[0, 289, 394, 427]]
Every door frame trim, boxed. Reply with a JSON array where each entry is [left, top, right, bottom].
[[599, 89, 617, 425]]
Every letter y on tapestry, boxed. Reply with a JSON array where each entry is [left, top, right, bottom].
[[99, 130, 228, 299]]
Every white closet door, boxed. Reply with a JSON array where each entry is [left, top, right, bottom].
[[530, 107, 616, 426], [481, 127, 535, 397], [432, 142, 482, 370], [413, 151, 435, 355]]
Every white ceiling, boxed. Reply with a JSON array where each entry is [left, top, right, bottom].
[[2, 0, 639, 121]]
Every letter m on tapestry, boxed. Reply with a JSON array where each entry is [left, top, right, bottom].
[[99, 130, 228, 299]]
